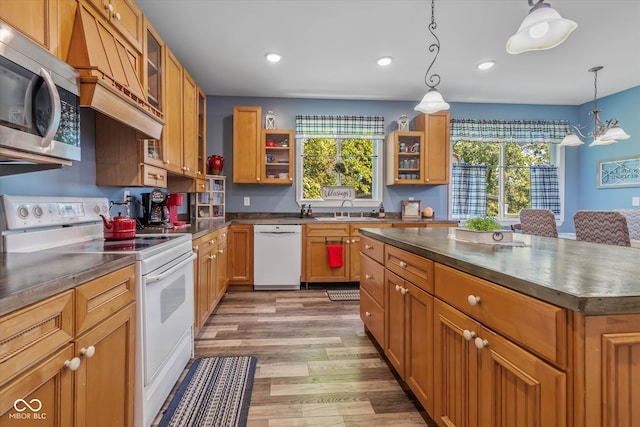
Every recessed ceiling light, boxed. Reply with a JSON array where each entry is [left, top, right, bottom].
[[377, 56, 393, 66], [477, 60, 496, 70], [265, 52, 282, 63]]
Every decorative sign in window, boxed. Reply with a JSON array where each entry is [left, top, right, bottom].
[[322, 186, 355, 200], [597, 157, 640, 188]]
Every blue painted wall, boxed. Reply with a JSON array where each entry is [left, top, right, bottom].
[[2, 87, 637, 233]]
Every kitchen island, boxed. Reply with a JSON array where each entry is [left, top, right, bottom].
[[359, 227, 640, 427]]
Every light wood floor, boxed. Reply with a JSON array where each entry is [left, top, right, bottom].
[[153, 287, 436, 427]]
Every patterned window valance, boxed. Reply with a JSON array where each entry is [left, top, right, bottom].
[[450, 119, 570, 144], [295, 115, 385, 139]]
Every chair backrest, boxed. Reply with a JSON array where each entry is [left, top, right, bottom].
[[615, 209, 640, 240], [573, 210, 631, 246], [519, 209, 558, 237]]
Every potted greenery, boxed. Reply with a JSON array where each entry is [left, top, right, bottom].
[[456, 216, 513, 243]]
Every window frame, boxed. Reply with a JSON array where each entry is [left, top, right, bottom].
[[448, 141, 566, 226], [295, 136, 384, 208]]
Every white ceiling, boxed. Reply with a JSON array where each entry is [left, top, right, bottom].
[[136, 0, 640, 106]]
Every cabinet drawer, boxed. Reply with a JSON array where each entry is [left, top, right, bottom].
[[360, 253, 385, 306], [142, 164, 168, 187], [434, 263, 567, 367], [360, 288, 384, 345], [0, 290, 74, 386], [385, 245, 434, 293], [305, 223, 349, 237], [76, 265, 136, 335], [360, 235, 385, 264]]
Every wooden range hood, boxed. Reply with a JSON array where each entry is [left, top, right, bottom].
[[67, 6, 163, 139]]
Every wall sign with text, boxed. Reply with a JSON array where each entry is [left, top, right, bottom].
[[597, 157, 640, 188]]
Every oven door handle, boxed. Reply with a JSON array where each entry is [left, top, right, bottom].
[[145, 251, 196, 284]]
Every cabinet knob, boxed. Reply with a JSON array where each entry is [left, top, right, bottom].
[[256, 177, 261, 182], [208, 255, 216, 260], [164, 160, 170, 165], [106, 3, 114, 12], [209, 239, 214, 244], [475, 337, 489, 350], [425, 178, 430, 182], [114, 11, 121, 20], [218, 249, 224, 254], [80, 346, 96, 358], [400, 287, 408, 295], [399, 261, 407, 268], [462, 329, 476, 341], [365, 244, 373, 250], [365, 274, 372, 279], [395, 284, 401, 292], [467, 295, 481, 306], [365, 311, 372, 317], [64, 357, 81, 371]]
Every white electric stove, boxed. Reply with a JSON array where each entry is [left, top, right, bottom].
[[0, 195, 195, 427]]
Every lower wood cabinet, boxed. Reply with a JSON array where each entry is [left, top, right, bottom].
[[0, 265, 136, 427], [433, 299, 566, 427], [384, 270, 434, 415], [193, 227, 228, 335], [227, 224, 253, 287]]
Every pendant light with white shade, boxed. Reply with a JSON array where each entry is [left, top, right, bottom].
[[414, 0, 449, 114], [506, 0, 577, 54], [560, 66, 630, 147]]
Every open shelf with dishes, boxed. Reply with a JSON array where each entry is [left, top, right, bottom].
[[262, 129, 293, 184], [195, 175, 225, 219]]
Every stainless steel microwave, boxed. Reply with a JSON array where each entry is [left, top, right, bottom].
[[0, 21, 81, 161]]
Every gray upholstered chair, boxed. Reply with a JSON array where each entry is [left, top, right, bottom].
[[573, 210, 631, 246], [616, 209, 640, 240], [518, 209, 558, 237]]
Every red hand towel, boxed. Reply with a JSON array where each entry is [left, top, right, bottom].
[[326, 245, 344, 268]]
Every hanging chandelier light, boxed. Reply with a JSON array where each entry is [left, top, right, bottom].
[[560, 66, 630, 147], [506, 0, 577, 54], [415, 0, 449, 114]]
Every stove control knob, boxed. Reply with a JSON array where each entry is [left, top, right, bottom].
[[94, 205, 101, 214], [17, 205, 29, 218], [33, 206, 44, 217]]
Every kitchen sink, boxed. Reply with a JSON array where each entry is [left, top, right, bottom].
[[314, 216, 382, 222]]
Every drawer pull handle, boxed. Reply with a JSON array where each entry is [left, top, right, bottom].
[[365, 311, 372, 317], [475, 337, 489, 350], [463, 330, 476, 341], [399, 261, 407, 268], [467, 295, 481, 306], [64, 357, 81, 371], [80, 346, 96, 358]]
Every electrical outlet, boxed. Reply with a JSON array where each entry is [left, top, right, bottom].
[[632, 196, 640, 207], [123, 190, 130, 202], [244, 197, 250, 206]]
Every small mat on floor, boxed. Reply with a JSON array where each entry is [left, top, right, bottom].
[[326, 289, 360, 301], [159, 356, 257, 427]]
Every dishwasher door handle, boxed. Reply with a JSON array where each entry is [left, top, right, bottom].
[[258, 231, 299, 235]]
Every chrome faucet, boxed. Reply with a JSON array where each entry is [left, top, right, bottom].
[[340, 199, 354, 217]]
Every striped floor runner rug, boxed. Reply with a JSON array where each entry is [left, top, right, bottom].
[[159, 356, 257, 427], [326, 289, 360, 301]]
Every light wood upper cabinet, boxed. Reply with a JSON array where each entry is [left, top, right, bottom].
[[233, 106, 262, 183], [0, 0, 77, 60], [182, 69, 198, 178], [262, 129, 294, 184], [163, 47, 184, 175], [84, 0, 143, 52], [415, 111, 451, 184], [143, 17, 164, 114], [386, 131, 425, 185]]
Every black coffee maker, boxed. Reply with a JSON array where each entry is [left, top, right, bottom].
[[141, 189, 170, 226]]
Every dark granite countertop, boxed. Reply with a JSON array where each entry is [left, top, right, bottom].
[[138, 215, 458, 240], [0, 252, 135, 316], [360, 227, 640, 315]]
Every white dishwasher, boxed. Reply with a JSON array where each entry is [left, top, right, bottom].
[[253, 224, 302, 290]]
